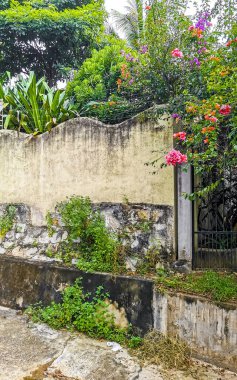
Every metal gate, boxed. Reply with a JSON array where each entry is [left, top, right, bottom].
[[193, 167, 237, 270]]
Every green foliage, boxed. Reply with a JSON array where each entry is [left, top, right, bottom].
[[67, 40, 127, 109], [47, 196, 125, 273], [144, 0, 192, 101], [168, 17, 237, 191], [42, 0, 96, 10], [156, 270, 237, 302], [0, 0, 98, 11], [0, 72, 77, 133], [26, 279, 140, 345], [0, 1, 105, 83], [67, 38, 155, 124], [67, 0, 195, 124], [0, 205, 16, 238]]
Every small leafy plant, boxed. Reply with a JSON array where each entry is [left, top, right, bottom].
[[0, 205, 16, 238], [1, 72, 78, 134], [47, 196, 125, 273], [26, 279, 141, 346]]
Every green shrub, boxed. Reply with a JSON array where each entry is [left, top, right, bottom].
[[47, 196, 125, 273], [66, 40, 131, 108], [66, 39, 153, 124], [26, 279, 140, 345]]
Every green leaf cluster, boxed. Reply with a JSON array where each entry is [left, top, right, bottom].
[[0, 72, 78, 133], [0, 1, 105, 83]]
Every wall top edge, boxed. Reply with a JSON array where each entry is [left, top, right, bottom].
[[0, 104, 170, 140]]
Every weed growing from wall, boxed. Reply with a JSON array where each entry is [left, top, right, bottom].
[[26, 279, 142, 347], [46, 196, 125, 273], [0, 205, 16, 238]]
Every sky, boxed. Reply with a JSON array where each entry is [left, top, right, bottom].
[[105, 0, 128, 12], [104, 0, 215, 17]]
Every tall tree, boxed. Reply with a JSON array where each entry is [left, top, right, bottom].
[[0, 1, 105, 84]]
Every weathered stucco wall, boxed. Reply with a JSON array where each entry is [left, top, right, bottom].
[[154, 292, 237, 371], [0, 112, 174, 216]]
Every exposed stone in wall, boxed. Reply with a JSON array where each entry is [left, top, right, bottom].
[[0, 203, 174, 267]]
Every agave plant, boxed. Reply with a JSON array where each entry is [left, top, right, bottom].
[[0, 72, 78, 134]]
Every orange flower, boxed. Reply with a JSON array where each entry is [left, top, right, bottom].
[[204, 138, 209, 144], [202, 126, 215, 134], [192, 28, 203, 39], [186, 106, 197, 113], [108, 101, 116, 106], [209, 56, 220, 61], [215, 104, 221, 110], [117, 78, 122, 85], [220, 70, 229, 76]]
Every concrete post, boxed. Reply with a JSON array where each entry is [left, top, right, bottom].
[[176, 165, 193, 270]]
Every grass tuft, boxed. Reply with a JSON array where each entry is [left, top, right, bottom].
[[134, 330, 191, 370], [156, 270, 237, 302]]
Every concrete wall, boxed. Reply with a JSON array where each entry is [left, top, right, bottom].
[[0, 256, 236, 371], [153, 292, 237, 371], [0, 112, 174, 217]]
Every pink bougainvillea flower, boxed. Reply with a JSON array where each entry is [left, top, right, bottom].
[[226, 38, 237, 47], [204, 115, 218, 123], [209, 116, 218, 123], [188, 25, 195, 31], [165, 149, 187, 166], [171, 48, 183, 58], [219, 105, 231, 115], [145, 5, 151, 10], [173, 132, 186, 141]]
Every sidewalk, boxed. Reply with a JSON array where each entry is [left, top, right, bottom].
[[0, 307, 236, 380]]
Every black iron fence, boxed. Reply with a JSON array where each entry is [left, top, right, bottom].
[[193, 231, 237, 270], [193, 168, 237, 270]]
